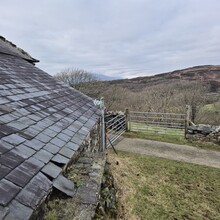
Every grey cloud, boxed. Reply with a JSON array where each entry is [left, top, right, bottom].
[[1, 0, 220, 78]]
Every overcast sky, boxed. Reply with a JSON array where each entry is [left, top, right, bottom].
[[1, 0, 220, 79]]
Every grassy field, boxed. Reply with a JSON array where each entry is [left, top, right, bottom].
[[109, 151, 220, 220], [124, 131, 220, 151]]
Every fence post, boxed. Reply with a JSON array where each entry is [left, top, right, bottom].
[[185, 105, 191, 138], [104, 108, 107, 150], [125, 108, 130, 132], [100, 98, 106, 154]]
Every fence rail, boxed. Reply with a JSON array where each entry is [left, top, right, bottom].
[[105, 113, 126, 147], [129, 111, 186, 136]]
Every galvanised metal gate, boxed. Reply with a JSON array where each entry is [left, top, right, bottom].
[[129, 111, 186, 136], [105, 113, 126, 147]]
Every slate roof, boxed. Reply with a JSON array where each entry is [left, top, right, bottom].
[[0, 37, 101, 219]]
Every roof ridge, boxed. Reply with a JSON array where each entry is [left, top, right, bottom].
[[0, 36, 39, 64]]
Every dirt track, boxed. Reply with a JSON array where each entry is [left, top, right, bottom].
[[115, 138, 220, 168]]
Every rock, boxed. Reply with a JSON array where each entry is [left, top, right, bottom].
[[186, 124, 220, 145]]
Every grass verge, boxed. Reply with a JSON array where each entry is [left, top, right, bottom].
[[124, 131, 220, 151], [108, 150, 220, 220]]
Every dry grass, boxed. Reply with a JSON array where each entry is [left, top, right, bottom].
[[108, 150, 220, 220]]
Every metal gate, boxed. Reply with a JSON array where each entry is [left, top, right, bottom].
[[129, 111, 185, 136], [105, 113, 126, 147]]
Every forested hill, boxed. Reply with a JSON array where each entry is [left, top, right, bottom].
[[107, 65, 220, 92]]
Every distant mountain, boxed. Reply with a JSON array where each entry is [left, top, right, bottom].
[[106, 65, 220, 92], [96, 73, 121, 81]]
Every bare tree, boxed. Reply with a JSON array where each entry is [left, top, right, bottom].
[[54, 68, 98, 89]]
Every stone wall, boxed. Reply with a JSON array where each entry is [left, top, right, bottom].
[[82, 120, 101, 153], [186, 124, 220, 145], [35, 120, 103, 220]]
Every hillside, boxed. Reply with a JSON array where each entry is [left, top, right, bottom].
[[70, 65, 220, 124], [107, 65, 220, 92]]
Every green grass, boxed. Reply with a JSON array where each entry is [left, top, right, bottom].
[[124, 131, 220, 151], [201, 103, 220, 112], [110, 151, 220, 220]]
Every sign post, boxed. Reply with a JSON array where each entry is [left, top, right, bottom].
[[93, 98, 106, 154]]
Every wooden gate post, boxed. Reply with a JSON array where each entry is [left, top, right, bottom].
[[125, 108, 130, 132], [185, 105, 191, 138]]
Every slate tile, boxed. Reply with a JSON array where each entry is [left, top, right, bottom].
[[1, 134, 26, 145], [0, 151, 24, 169], [35, 133, 51, 144], [0, 141, 13, 154], [53, 174, 74, 197], [50, 137, 66, 148], [4, 200, 33, 220], [13, 145, 36, 158], [23, 139, 45, 150], [5, 165, 33, 187], [17, 117, 35, 126], [15, 108, 30, 116], [0, 179, 21, 206], [0, 85, 8, 90], [71, 135, 84, 146], [27, 114, 42, 122], [78, 115, 88, 124], [43, 143, 60, 154], [0, 164, 11, 179], [0, 113, 17, 123], [0, 205, 9, 219], [22, 127, 41, 137], [24, 157, 44, 175], [42, 118, 54, 126], [67, 124, 78, 133], [49, 124, 62, 133], [31, 172, 52, 192], [24, 87, 39, 93], [15, 181, 47, 209], [42, 128, 57, 138], [78, 127, 90, 136], [57, 133, 71, 142], [7, 120, 29, 130], [0, 105, 14, 114], [51, 154, 70, 165], [17, 130, 34, 140], [0, 97, 9, 105], [7, 95, 22, 102], [65, 141, 80, 151], [35, 121, 49, 130], [0, 124, 18, 136], [41, 162, 62, 179], [59, 147, 75, 159], [84, 119, 96, 129], [0, 131, 4, 138], [62, 128, 74, 137], [4, 84, 17, 89], [33, 149, 53, 164]]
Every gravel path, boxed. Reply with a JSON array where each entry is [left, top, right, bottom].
[[115, 138, 220, 168]]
